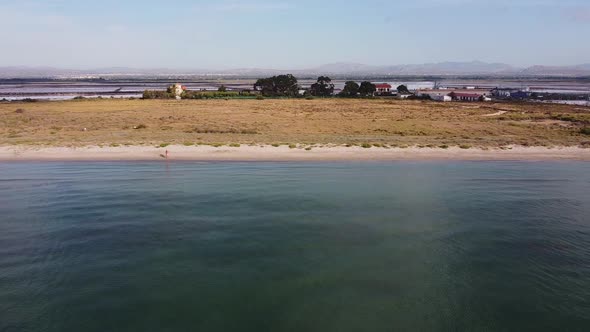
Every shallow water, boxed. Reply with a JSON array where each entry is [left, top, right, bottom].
[[1, 162, 590, 331]]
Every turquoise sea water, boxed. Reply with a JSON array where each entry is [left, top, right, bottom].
[[1, 161, 590, 331]]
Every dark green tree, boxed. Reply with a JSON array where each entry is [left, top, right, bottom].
[[310, 76, 335, 97], [254, 74, 299, 97], [397, 85, 411, 94], [218, 85, 227, 92], [339, 81, 360, 97], [358, 81, 376, 97]]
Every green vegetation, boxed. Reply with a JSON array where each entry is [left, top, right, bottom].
[[358, 82, 376, 97], [142, 90, 174, 99], [459, 144, 472, 149], [183, 91, 249, 99], [159, 143, 170, 148], [310, 76, 334, 97], [254, 74, 299, 97], [361, 143, 372, 148], [229, 143, 241, 147], [339, 81, 360, 97], [218, 85, 227, 92], [397, 85, 411, 94], [581, 128, 590, 135]]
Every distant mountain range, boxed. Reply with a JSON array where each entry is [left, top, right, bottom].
[[1, 61, 590, 78]]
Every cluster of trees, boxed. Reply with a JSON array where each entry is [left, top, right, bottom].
[[253, 75, 414, 98], [254, 74, 299, 97], [143, 75, 416, 100], [339, 81, 379, 97]]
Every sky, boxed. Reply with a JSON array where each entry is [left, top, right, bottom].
[[0, 0, 589, 69]]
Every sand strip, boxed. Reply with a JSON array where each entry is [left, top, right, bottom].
[[1, 145, 589, 162]]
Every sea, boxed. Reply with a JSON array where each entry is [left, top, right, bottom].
[[1, 161, 590, 331]]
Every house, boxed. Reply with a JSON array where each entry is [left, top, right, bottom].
[[170, 83, 187, 99], [375, 83, 392, 95], [491, 88, 519, 98], [449, 92, 488, 102]]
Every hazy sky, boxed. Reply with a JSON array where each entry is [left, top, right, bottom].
[[1, 0, 589, 69]]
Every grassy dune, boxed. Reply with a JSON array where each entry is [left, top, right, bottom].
[[1, 98, 589, 148]]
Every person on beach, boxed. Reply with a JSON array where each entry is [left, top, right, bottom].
[[165, 150, 169, 159]]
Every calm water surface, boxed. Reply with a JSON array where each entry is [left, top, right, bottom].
[[1, 162, 589, 331]]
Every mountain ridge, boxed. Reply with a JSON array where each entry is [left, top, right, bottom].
[[1, 61, 590, 78]]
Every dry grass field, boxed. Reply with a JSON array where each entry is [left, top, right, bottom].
[[1, 98, 589, 148]]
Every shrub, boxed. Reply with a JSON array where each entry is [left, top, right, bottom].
[[459, 144, 472, 149], [361, 143, 372, 149], [289, 144, 297, 149], [256, 95, 265, 100], [159, 143, 170, 148], [580, 128, 590, 135], [305, 147, 312, 151], [182, 91, 241, 99], [271, 143, 280, 147], [73, 96, 85, 100], [142, 90, 174, 100], [439, 144, 449, 149], [14, 108, 25, 114], [229, 143, 241, 147]]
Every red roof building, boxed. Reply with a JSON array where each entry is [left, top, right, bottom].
[[375, 83, 392, 94], [449, 92, 483, 101]]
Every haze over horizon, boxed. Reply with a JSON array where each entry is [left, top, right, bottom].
[[1, 0, 589, 69]]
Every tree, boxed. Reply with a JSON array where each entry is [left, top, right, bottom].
[[397, 84, 411, 94], [310, 76, 335, 97], [358, 81, 376, 97], [218, 85, 227, 92], [254, 74, 299, 97], [339, 81, 360, 97]]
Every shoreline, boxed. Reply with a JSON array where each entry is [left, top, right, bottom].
[[1, 145, 589, 162]]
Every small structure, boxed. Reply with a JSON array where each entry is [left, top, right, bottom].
[[491, 88, 520, 98], [375, 83, 393, 95], [171, 83, 187, 99], [430, 94, 452, 102], [449, 92, 489, 102]]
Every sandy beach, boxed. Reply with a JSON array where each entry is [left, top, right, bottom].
[[1, 145, 589, 162]]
